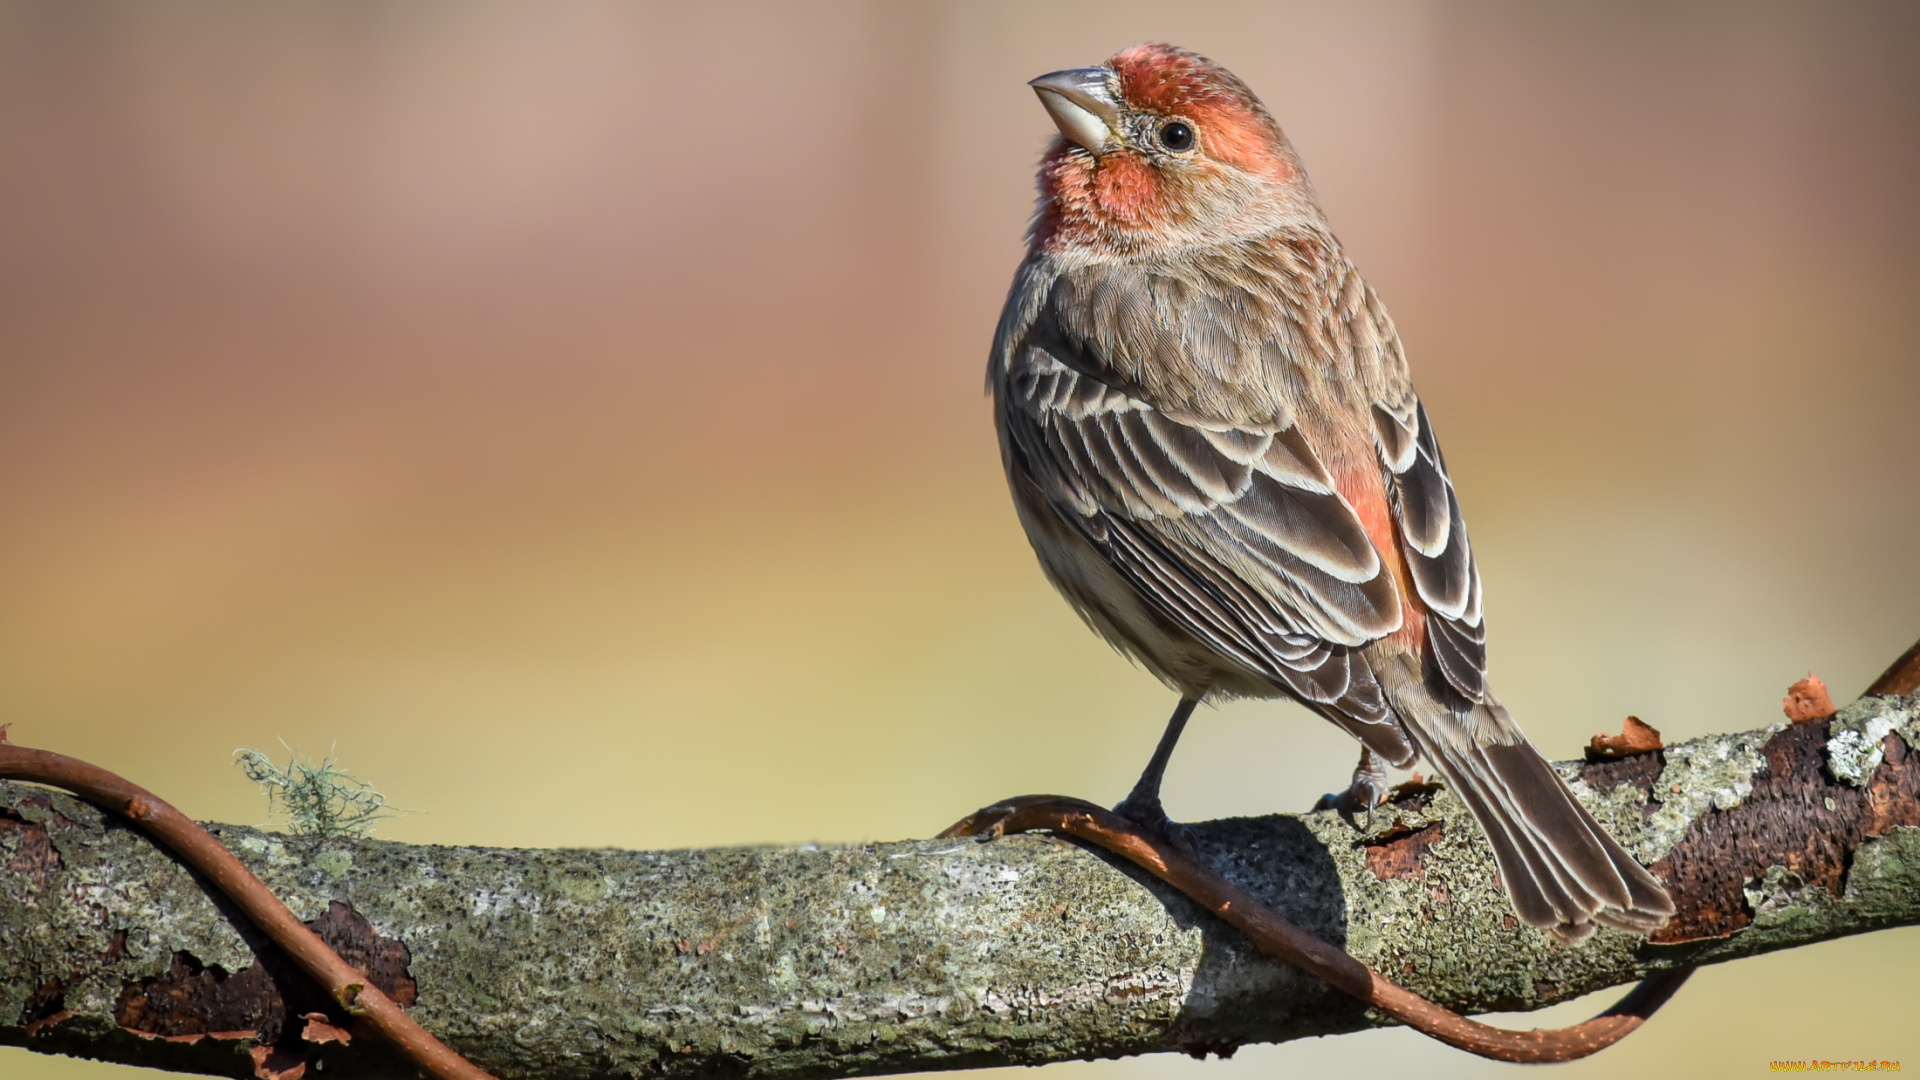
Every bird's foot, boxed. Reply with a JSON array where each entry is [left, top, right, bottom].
[[1312, 749, 1391, 830], [1111, 793, 1201, 857]]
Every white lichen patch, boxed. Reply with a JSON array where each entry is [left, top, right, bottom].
[[1827, 694, 1918, 787], [1743, 864, 1833, 930], [1634, 727, 1777, 863], [771, 951, 801, 993], [469, 881, 539, 918]]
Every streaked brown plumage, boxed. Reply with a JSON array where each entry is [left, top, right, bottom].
[[991, 44, 1673, 943]]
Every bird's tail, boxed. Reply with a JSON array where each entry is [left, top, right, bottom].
[[1391, 689, 1674, 943]]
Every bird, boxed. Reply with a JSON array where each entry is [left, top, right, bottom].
[[988, 43, 1673, 944]]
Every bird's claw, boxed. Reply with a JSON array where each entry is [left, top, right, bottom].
[[1111, 794, 1201, 857], [1313, 750, 1392, 831]]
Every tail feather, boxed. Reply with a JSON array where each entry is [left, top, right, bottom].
[[1479, 740, 1674, 925], [1395, 697, 1674, 943], [1478, 741, 1630, 907], [1429, 736, 1572, 929], [1417, 731, 1602, 938]]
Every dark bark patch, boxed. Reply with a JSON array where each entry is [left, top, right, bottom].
[[1363, 822, 1444, 881], [1579, 749, 1664, 805], [0, 807, 62, 889], [20, 976, 71, 1035], [1387, 777, 1444, 813], [114, 951, 272, 1041], [114, 900, 415, 1062], [1179, 1039, 1239, 1060], [1863, 736, 1920, 836], [307, 901, 416, 1008], [251, 1044, 309, 1080], [1648, 722, 1920, 944]]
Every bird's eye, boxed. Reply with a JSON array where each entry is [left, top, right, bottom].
[[1157, 120, 1195, 152]]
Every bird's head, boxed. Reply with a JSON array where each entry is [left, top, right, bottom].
[[1027, 44, 1321, 256]]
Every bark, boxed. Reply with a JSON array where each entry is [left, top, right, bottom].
[[3, 693, 1917, 1080]]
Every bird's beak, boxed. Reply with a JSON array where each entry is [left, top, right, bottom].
[[1030, 67, 1122, 153]]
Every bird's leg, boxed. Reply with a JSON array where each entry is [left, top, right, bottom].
[[1313, 746, 1391, 829], [1113, 697, 1200, 849]]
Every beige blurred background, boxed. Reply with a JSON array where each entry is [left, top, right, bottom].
[[3, 1, 1916, 1077]]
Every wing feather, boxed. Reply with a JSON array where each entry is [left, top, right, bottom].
[[1376, 401, 1488, 701], [1004, 344, 1406, 746], [994, 257, 1413, 762]]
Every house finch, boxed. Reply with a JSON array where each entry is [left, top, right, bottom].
[[991, 44, 1673, 943]]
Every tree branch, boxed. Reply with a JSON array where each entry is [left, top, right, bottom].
[[3, 692, 1917, 1080], [935, 796, 1693, 1064]]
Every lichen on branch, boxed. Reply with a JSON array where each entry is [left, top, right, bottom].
[[233, 744, 399, 839], [3, 695, 1918, 1080]]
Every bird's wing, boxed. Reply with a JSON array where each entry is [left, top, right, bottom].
[[1372, 397, 1487, 703], [999, 301, 1411, 760]]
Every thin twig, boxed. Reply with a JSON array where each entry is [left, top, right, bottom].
[[0, 726, 498, 1080], [1867, 639, 1920, 697]]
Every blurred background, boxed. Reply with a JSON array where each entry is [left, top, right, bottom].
[[3, 1, 1916, 1077]]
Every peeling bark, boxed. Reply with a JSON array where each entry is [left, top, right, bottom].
[[110, 902, 415, 1053], [1362, 823, 1444, 881], [1649, 721, 1920, 942], [3, 694, 1918, 1080]]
